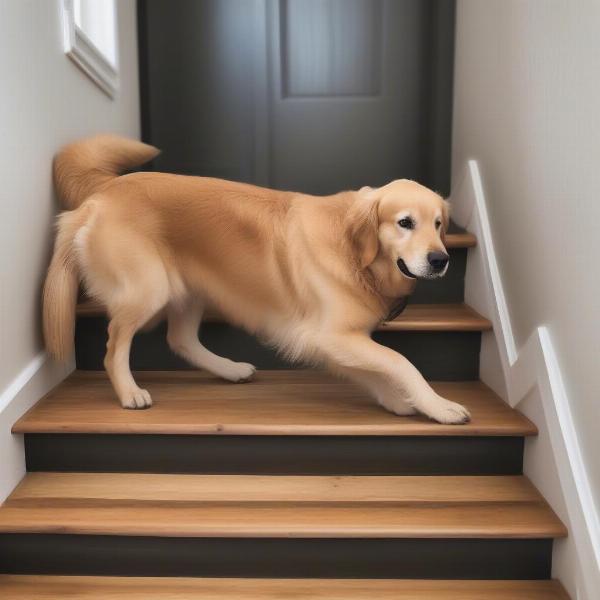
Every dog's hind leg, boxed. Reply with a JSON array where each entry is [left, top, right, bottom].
[[167, 300, 256, 382], [105, 302, 164, 409], [77, 205, 176, 408]]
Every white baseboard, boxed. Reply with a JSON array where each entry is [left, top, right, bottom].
[[0, 352, 73, 503], [451, 160, 599, 600]]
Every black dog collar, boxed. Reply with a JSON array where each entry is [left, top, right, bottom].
[[385, 296, 409, 322]]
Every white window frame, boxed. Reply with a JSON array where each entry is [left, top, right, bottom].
[[61, 0, 119, 98]]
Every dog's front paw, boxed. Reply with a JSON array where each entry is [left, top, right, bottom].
[[221, 361, 256, 383], [120, 387, 153, 410], [426, 398, 471, 424], [378, 398, 418, 416]]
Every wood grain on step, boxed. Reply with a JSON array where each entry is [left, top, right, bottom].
[[0, 473, 566, 539], [13, 371, 537, 436], [10, 473, 541, 504], [0, 576, 570, 599]]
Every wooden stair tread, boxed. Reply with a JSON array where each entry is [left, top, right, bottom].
[[0, 473, 566, 538], [77, 300, 491, 332], [382, 303, 491, 331], [445, 231, 477, 248], [0, 576, 570, 599], [13, 371, 536, 436], [7, 473, 543, 503]]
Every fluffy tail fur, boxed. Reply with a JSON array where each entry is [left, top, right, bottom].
[[53, 134, 160, 209], [44, 135, 160, 360], [42, 213, 81, 361]]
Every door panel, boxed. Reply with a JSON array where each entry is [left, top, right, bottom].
[[139, 0, 263, 182], [281, 0, 382, 98], [268, 0, 428, 194], [138, 0, 455, 195]]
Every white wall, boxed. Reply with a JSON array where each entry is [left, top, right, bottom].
[[452, 160, 599, 599], [0, 0, 140, 500], [453, 0, 600, 514]]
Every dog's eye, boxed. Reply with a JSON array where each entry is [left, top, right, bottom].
[[435, 220, 442, 229], [398, 217, 414, 230]]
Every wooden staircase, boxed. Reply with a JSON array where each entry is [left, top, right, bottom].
[[0, 231, 570, 598]]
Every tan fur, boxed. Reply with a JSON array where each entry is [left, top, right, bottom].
[[53, 135, 160, 210], [42, 211, 80, 361], [43, 135, 470, 422], [43, 136, 159, 362]]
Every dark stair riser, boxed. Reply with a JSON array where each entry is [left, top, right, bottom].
[[75, 320, 481, 381], [0, 535, 552, 580], [25, 434, 524, 476]]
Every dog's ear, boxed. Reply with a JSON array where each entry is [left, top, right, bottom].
[[441, 199, 450, 246], [346, 186, 380, 269]]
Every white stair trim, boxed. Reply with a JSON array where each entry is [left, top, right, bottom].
[[0, 353, 72, 502], [0, 352, 47, 414], [451, 160, 599, 600]]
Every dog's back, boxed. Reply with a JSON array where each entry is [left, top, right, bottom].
[[44, 136, 305, 363]]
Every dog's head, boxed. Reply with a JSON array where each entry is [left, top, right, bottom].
[[346, 179, 450, 283]]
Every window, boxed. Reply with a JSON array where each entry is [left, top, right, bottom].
[[62, 0, 119, 97]]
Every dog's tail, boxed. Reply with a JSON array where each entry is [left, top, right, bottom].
[[42, 208, 92, 361], [53, 134, 160, 210]]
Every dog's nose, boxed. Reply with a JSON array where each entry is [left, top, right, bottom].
[[427, 251, 449, 271]]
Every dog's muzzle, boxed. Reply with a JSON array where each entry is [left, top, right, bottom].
[[396, 258, 416, 279]]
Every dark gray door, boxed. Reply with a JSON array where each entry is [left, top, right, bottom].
[[139, 0, 455, 195]]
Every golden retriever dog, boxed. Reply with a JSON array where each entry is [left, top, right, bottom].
[[43, 135, 470, 424]]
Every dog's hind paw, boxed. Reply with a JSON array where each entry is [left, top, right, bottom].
[[221, 361, 256, 383], [120, 387, 153, 410]]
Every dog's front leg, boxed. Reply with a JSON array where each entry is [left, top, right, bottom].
[[319, 333, 471, 424], [344, 369, 417, 416]]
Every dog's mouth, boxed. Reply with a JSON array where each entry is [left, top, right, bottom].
[[396, 258, 417, 279]]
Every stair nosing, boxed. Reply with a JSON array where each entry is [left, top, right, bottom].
[[0, 576, 571, 600]]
